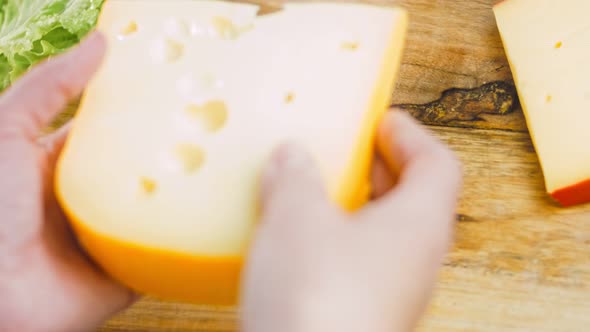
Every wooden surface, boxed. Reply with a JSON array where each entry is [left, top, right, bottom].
[[92, 0, 590, 331]]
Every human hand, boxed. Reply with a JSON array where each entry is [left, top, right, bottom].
[[240, 111, 462, 332], [0, 32, 135, 332]]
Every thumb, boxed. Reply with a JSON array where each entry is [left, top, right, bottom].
[[0, 31, 106, 139], [260, 142, 330, 225], [372, 110, 462, 228]]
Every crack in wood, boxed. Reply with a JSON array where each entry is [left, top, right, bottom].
[[393, 81, 518, 127], [456, 213, 479, 223], [493, 65, 506, 73]]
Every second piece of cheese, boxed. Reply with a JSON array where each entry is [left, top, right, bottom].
[[494, 0, 590, 207], [55, 0, 408, 304]]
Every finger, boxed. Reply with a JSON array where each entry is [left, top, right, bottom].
[[36, 259, 138, 332], [370, 151, 397, 199], [374, 110, 463, 218], [69, 271, 138, 332], [260, 142, 331, 227], [0, 31, 106, 139], [41, 121, 72, 199]]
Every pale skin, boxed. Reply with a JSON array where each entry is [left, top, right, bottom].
[[0, 32, 462, 332]]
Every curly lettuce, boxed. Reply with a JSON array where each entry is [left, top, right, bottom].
[[0, 0, 104, 91]]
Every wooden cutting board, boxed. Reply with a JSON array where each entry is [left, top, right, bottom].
[[92, 1, 590, 331]]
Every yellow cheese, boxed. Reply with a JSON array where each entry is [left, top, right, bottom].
[[55, 0, 408, 304], [494, 0, 590, 207]]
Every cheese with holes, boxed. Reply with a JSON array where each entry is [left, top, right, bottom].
[[55, 0, 408, 304], [494, 0, 590, 207]]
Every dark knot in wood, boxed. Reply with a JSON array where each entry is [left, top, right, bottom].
[[393, 81, 518, 126]]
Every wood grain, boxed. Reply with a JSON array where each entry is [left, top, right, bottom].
[[389, 0, 526, 132], [393, 0, 511, 100]]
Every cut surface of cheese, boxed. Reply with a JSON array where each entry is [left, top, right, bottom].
[[55, 0, 408, 304], [494, 0, 590, 207]]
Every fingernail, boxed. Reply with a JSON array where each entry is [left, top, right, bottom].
[[391, 110, 422, 143], [265, 143, 308, 183], [58, 31, 105, 64], [377, 110, 423, 174], [390, 110, 416, 130], [261, 143, 309, 199]]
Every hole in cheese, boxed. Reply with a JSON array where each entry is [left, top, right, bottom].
[[212, 16, 240, 40], [140, 177, 157, 195], [151, 38, 184, 63], [285, 92, 296, 104], [341, 41, 360, 51], [186, 101, 228, 132], [120, 21, 138, 36], [210, 17, 254, 39], [174, 143, 206, 173]]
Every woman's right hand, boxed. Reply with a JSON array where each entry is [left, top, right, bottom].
[[241, 110, 463, 332]]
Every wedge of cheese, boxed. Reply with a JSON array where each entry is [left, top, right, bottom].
[[494, 0, 590, 207], [55, 0, 408, 304]]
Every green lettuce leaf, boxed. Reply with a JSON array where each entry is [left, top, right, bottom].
[[0, 0, 104, 92]]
